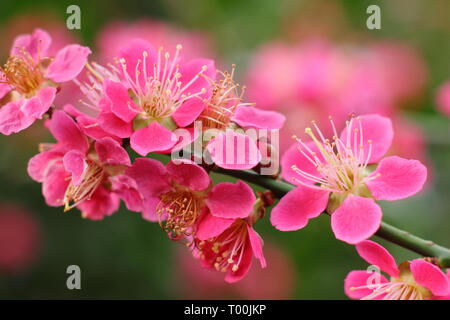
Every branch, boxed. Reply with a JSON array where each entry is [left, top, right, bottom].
[[214, 167, 450, 268]]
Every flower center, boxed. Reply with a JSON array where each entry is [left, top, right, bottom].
[[157, 188, 205, 240], [291, 116, 378, 194], [119, 45, 207, 121], [64, 160, 104, 211], [0, 53, 44, 97], [199, 65, 250, 130], [197, 219, 248, 273]]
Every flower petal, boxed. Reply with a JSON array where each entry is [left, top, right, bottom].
[[355, 240, 399, 277], [281, 141, 322, 186], [21, 87, 56, 119], [49, 110, 89, 153], [63, 150, 87, 186], [340, 114, 393, 164], [247, 225, 267, 268], [27, 151, 62, 182], [206, 180, 255, 219], [42, 166, 70, 207], [46, 45, 91, 83], [410, 259, 450, 297], [130, 121, 178, 156], [366, 156, 427, 201], [344, 270, 388, 300], [125, 158, 170, 198], [11, 28, 51, 60], [225, 241, 253, 283], [232, 106, 286, 130], [207, 131, 262, 170], [331, 195, 382, 244], [166, 159, 210, 191], [104, 80, 138, 122], [95, 137, 131, 166], [110, 174, 143, 212], [77, 186, 120, 220], [270, 186, 329, 231], [0, 100, 34, 135], [196, 212, 235, 241]]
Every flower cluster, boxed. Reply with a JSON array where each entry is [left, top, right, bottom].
[[1, 27, 448, 297], [2, 28, 277, 282]]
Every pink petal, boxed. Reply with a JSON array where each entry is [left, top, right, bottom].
[[21, 87, 56, 119], [118, 39, 157, 86], [27, 151, 63, 182], [42, 166, 70, 207], [196, 212, 235, 240], [247, 225, 267, 268], [340, 114, 393, 164], [206, 180, 256, 219], [207, 131, 262, 170], [125, 158, 170, 198], [97, 107, 133, 139], [166, 160, 210, 191], [232, 106, 286, 130], [355, 240, 399, 277], [63, 150, 87, 186], [344, 270, 388, 300], [281, 141, 322, 186], [110, 175, 143, 212], [104, 80, 138, 122], [77, 186, 120, 220], [331, 195, 382, 244], [270, 186, 329, 231], [76, 115, 120, 141], [366, 156, 427, 201], [410, 259, 450, 296], [49, 110, 89, 153], [171, 59, 215, 127], [130, 121, 178, 156], [0, 100, 34, 135], [141, 196, 161, 222], [46, 45, 91, 83], [179, 58, 215, 96], [11, 28, 51, 60], [95, 137, 131, 166], [225, 242, 253, 283]]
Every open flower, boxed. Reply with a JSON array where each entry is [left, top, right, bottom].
[[201, 66, 285, 170], [193, 181, 266, 283], [0, 28, 91, 135], [271, 114, 427, 244], [27, 110, 131, 219], [86, 39, 215, 155], [345, 240, 450, 300]]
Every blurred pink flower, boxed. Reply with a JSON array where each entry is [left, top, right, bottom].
[[345, 240, 450, 300], [436, 82, 450, 117], [0, 28, 91, 135], [271, 114, 427, 244], [0, 204, 41, 273], [96, 20, 214, 63], [174, 243, 296, 299]]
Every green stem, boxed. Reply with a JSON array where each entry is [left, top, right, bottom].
[[214, 168, 450, 268]]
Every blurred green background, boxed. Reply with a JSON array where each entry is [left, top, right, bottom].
[[0, 0, 449, 299]]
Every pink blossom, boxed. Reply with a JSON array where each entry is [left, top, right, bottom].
[[436, 82, 450, 118], [193, 181, 266, 283], [345, 240, 450, 300], [76, 39, 215, 155], [27, 110, 131, 220], [0, 28, 91, 135], [200, 66, 285, 169], [271, 114, 427, 244]]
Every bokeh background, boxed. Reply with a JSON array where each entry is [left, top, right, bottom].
[[0, 0, 449, 299]]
